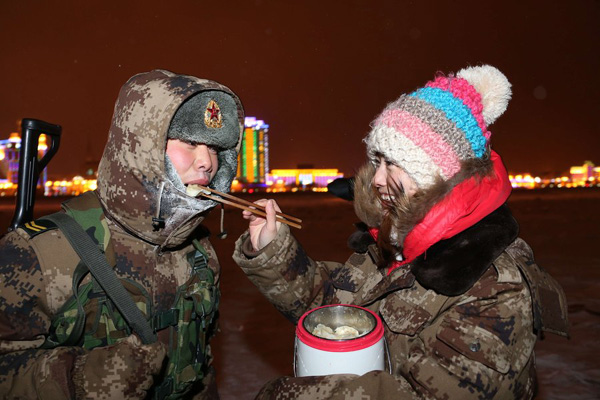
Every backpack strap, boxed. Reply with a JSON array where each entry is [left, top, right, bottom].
[[40, 212, 158, 344]]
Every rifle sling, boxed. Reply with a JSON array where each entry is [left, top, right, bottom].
[[41, 213, 157, 344]]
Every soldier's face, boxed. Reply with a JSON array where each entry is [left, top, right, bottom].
[[166, 139, 219, 186], [372, 155, 418, 204]]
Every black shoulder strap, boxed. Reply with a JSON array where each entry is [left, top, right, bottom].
[[41, 212, 157, 344]]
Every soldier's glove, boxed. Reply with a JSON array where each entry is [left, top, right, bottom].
[[73, 335, 167, 400]]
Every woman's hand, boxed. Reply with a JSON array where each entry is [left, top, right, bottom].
[[243, 199, 282, 251]]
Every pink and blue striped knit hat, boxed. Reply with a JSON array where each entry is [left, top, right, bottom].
[[365, 65, 512, 189]]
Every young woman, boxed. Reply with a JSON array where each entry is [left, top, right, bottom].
[[233, 65, 568, 399]]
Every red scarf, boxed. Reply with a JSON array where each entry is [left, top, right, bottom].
[[369, 151, 512, 275]]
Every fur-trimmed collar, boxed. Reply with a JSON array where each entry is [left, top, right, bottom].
[[410, 204, 518, 296], [348, 205, 519, 296]]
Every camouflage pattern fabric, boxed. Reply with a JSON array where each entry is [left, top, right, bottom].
[[234, 223, 567, 399], [96, 69, 244, 248], [43, 275, 153, 350], [73, 335, 166, 399], [0, 70, 244, 399], [256, 371, 415, 400], [157, 241, 220, 399]]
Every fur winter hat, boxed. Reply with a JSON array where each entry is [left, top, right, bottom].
[[364, 65, 511, 189], [165, 90, 240, 192], [168, 90, 239, 149]]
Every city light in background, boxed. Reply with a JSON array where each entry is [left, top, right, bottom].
[[2, 2, 598, 184], [1, 120, 598, 197]]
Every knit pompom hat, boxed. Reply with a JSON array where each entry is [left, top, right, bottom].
[[365, 65, 511, 189]]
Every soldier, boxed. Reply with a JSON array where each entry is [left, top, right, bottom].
[[233, 65, 569, 399], [0, 70, 244, 399]]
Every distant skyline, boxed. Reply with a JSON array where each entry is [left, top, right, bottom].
[[1, 129, 596, 181], [1, 1, 598, 177]]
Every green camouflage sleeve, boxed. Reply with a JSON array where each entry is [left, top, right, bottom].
[[233, 225, 345, 322], [0, 231, 85, 398], [0, 232, 167, 400]]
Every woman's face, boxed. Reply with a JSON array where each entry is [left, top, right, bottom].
[[371, 155, 418, 204]]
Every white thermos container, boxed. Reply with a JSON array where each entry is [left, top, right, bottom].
[[295, 304, 385, 377]]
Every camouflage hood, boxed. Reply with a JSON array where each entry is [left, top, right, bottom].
[[97, 70, 244, 248]]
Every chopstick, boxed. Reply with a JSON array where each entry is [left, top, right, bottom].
[[192, 185, 302, 229], [203, 186, 302, 223]]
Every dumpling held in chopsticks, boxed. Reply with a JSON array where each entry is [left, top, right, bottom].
[[186, 184, 211, 197]]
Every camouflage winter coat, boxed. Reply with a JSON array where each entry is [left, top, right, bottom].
[[0, 70, 244, 399], [233, 205, 569, 399]]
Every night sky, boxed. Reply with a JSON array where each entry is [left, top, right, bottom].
[[1, 0, 598, 178]]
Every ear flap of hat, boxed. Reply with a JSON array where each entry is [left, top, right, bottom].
[[457, 65, 512, 126]]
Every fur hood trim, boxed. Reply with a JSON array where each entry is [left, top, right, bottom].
[[96, 70, 244, 248]]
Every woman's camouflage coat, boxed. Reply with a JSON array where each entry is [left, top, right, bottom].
[[0, 70, 244, 399], [233, 203, 568, 399]]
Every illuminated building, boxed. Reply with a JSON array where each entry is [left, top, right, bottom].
[[508, 160, 600, 189], [0, 132, 49, 195], [45, 176, 97, 196], [570, 161, 600, 187], [267, 168, 344, 192], [509, 174, 540, 189], [0, 130, 98, 196], [237, 117, 269, 185], [234, 117, 347, 193]]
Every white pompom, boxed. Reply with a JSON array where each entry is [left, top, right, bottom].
[[457, 65, 512, 125]]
